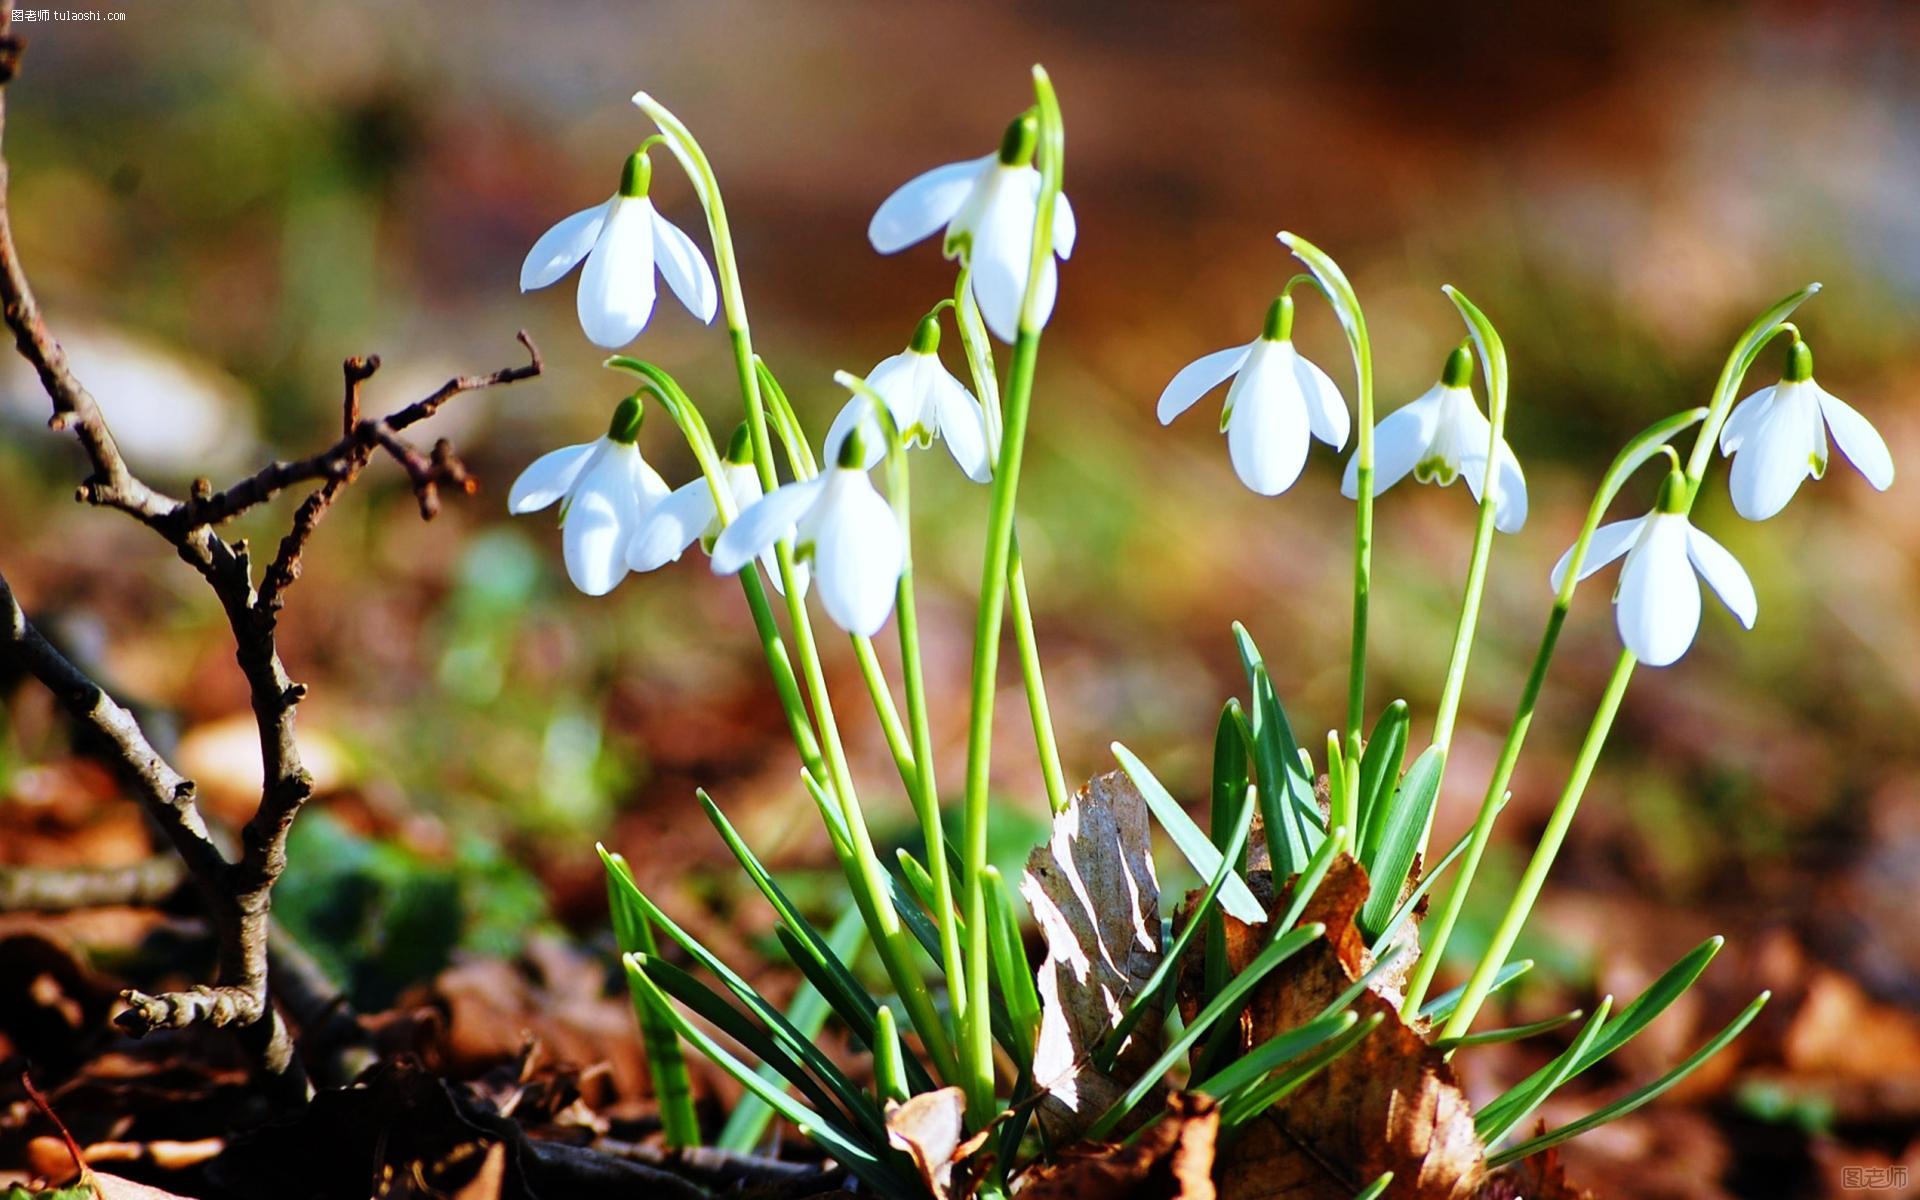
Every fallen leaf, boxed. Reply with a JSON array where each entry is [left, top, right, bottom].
[[1021, 771, 1164, 1142], [1016, 1092, 1219, 1199], [886, 1086, 968, 1198], [1211, 854, 1484, 1200]]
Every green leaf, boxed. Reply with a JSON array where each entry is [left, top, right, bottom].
[[1357, 746, 1444, 940], [1487, 991, 1771, 1167], [1086, 922, 1326, 1140], [985, 865, 1041, 1065], [1194, 1010, 1357, 1098], [1218, 1012, 1386, 1126], [1354, 700, 1409, 864], [1211, 698, 1250, 857], [1113, 742, 1266, 925], [718, 905, 867, 1152], [870, 1004, 911, 1105], [1474, 936, 1723, 1136], [601, 848, 699, 1149], [1352, 1172, 1394, 1200], [1366, 791, 1507, 957], [1233, 623, 1322, 876], [1095, 783, 1262, 1071], [1476, 997, 1613, 1144], [1418, 959, 1532, 1022], [1437, 1006, 1587, 1052]]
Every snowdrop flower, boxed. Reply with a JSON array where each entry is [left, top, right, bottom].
[[627, 425, 805, 595], [1155, 295, 1350, 496], [868, 113, 1076, 344], [1550, 469, 1757, 667], [1341, 343, 1528, 532], [711, 429, 904, 636], [508, 395, 670, 596], [1719, 339, 1893, 521], [823, 314, 993, 483], [519, 149, 718, 349]]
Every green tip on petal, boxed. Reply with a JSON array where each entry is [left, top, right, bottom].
[[1263, 294, 1295, 342], [837, 423, 868, 469], [607, 394, 645, 443], [1441, 341, 1475, 389], [1655, 467, 1689, 513], [998, 110, 1039, 166], [725, 422, 753, 464], [618, 150, 652, 198], [1784, 338, 1814, 383], [910, 313, 942, 355]]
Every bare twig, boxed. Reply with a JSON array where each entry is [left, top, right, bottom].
[[0, 857, 187, 912], [0, 0, 541, 1102]]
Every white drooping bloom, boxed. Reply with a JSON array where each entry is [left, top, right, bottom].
[[711, 432, 904, 636], [508, 396, 671, 596], [1549, 474, 1757, 668], [823, 316, 993, 483], [867, 116, 1076, 344], [627, 427, 805, 596], [1719, 340, 1894, 521], [519, 150, 718, 349], [1156, 296, 1350, 496], [1341, 344, 1528, 532]]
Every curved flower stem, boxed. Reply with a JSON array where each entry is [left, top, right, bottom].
[[954, 267, 1069, 816], [1430, 285, 1818, 1036], [959, 66, 1065, 1125], [632, 95, 954, 1080]]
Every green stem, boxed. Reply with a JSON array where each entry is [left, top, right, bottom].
[[850, 634, 918, 795], [1438, 650, 1634, 1041], [961, 66, 1065, 1126], [635, 95, 954, 1080]]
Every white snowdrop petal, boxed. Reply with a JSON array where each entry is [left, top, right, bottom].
[[1719, 386, 1773, 454], [629, 476, 716, 572], [1490, 441, 1529, 534], [1615, 516, 1699, 667], [519, 202, 608, 292], [1685, 525, 1758, 629], [1728, 387, 1819, 521], [508, 441, 598, 514], [823, 397, 888, 473], [968, 179, 1052, 343], [650, 209, 719, 324], [1458, 400, 1528, 530], [711, 478, 824, 575], [928, 367, 993, 483], [1157, 344, 1251, 425], [577, 197, 658, 349], [867, 351, 929, 432], [811, 475, 904, 636], [868, 157, 989, 254], [560, 452, 636, 596], [1226, 347, 1310, 497], [1349, 389, 1442, 499], [1293, 351, 1350, 450], [1052, 191, 1077, 259], [1817, 387, 1895, 491], [1549, 517, 1645, 593]]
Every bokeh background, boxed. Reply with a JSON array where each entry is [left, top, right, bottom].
[[2, 2, 1917, 1194]]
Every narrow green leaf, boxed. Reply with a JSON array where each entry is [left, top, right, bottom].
[[1355, 700, 1409, 864], [1219, 1012, 1385, 1126], [623, 957, 906, 1195], [1437, 1006, 1586, 1052], [719, 905, 867, 1152], [896, 848, 938, 916], [1487, 992, 1771, 1167], [1194, 1010, 1357, 1098], [1419, 959, 1533, 1022], [1086, 922, 1326, 1141], [1474, 935, 1723, 1136], [1353, 1172, 1394, 1200], [871, 1005, 910, 1104], [1357, 746, 1445, 940], [1113, 741, 1266, 925], [985, 865, 1041, 1065], [602, 849, 699, 1149], [1366, 791, 1508, 957], [1233, 623, 1322, 875], [1476, 997, 1612, 1144], [1211, 699, 1250, 856]]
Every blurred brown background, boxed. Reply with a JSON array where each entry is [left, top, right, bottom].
[[1, 2, 1917, 1194]]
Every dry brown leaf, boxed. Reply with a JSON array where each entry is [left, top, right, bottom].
[[1021, 771, 1164, 1142], [1016, 1092, 1219, 1200], [1211, 854, 1484, 1200], [887, 1085, 969, 1198]]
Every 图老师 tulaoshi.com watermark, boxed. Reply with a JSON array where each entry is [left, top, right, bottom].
[[1843, 1166, 1911, 1191], [11, 8, 129, 21]]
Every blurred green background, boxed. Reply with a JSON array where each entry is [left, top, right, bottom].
[[1, 0, 1916, 1061]]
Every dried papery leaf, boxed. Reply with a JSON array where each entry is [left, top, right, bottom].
[[1212, 854, 1485, 1200], [887, 1086, 968, 1198], [1021, 771, 1164, 1142], [1474, 1136, 1593, 1200], [1017, 1092, 1219, 1200]]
